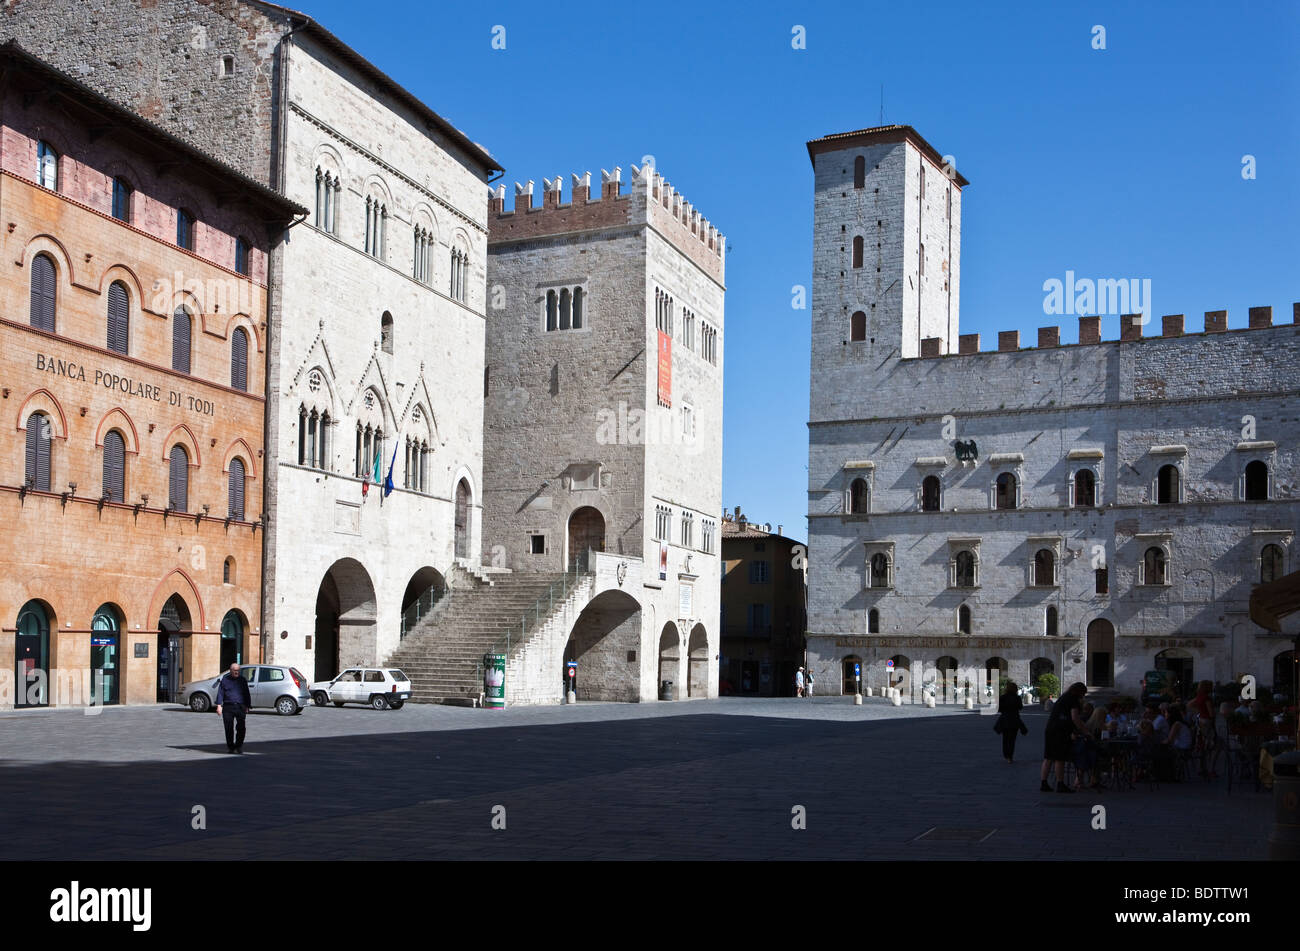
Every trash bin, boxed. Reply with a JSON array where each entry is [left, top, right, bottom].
[[1267, 750, 1300, 861], [659, 680, 674, 701]]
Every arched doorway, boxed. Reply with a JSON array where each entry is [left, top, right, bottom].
[[401, 566, 446, 638], [567, 506, 605, 573], [16, 600, 52, 708], [841, 655, 863, 695], [564, 590, 642, 702], [935, 655, 958, 703], [314, 558, 377, 681], [1086, 619, 1115, 688], [91, 603, 123, 706], [156, 594, 191, 703], [888, 653, 911, 692], [985, 656, 1008, 699], [454, 479, 471, 559], [687, 623, 708, 698], [1030, 657, 1055, 691], [220, 609, 246, 669], [658, 622, 680, 699], [1154, 648, 1193, 700]]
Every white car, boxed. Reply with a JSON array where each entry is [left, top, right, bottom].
[[310, 667, 412, 710]]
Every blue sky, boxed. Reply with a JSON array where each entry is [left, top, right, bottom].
[[304, 0, 1299, 541]]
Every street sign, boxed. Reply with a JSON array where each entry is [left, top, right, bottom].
[[854, 662, 860, 676], [886, 660, 895, 670]]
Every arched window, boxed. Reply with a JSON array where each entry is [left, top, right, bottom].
[[958, 604, 971, 634], [381, 312, 394, 355], [1262, 544, 1284, 583], [365, 196, 388, 259], [299, 406, 330, 471], [1034, 549, 1055, 586], [572, 287, 584, 329], [107, 281, 129, 354], [315, 167, 340, 234], [168, 444, 189, 513], [235, 236, 250, 276], [112, 176, 132, 222], [1245, 460, 1269, 501], [223, 556, 236, 585], [1156, 464, 1179, 504], [1074, 468, 1096, 507], [546, 290, 558, 331], [869, 552, 889, 588], [559, 288, 572, 330], [848, 477, 869, 514], [24, 412, 51, 491], [102, 430, 126, 503], [1045, 606, 1059, 636], [850, 310, 867, 342], [30, 253, 56, 332], [868, 608, 880, 634], [230, 327, 249, 391], [172, 308, 191, 374], [995, 472, 1018, 510], [176, 208, 195, 250], [1143, 546, 1167, 586], [853, 155, 865, 189], [852, 235, 864, 268], [955, 550, 976, 588], [36, 140, 58, 190], [450, 247, 468, 302], [228, 457, 246, 520], [921, 475, 941, 511]]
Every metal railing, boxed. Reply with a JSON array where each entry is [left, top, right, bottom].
[[473, 549, 596, 690], [400, 583, 450, 639]]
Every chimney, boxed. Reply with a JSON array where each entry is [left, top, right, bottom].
[[1204, 310, 1227, 333], [920, 336, 942, 358], [1161, 314, 1184, 337], [1120, 313, 1143, 341], [777, 524, 783, 536], [958, 333, 980, 355], [998, 330, 1019, 352], [1079, 315, 1101, 344], [1248, 305, 1272, 329], [1037, 326, 1060, 348]]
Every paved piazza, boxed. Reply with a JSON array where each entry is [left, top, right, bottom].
[[0, 698, 1271, 861]]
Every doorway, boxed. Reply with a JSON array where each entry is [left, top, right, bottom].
[[15, 600, 50, 708], [1087, 618, 1115, 688], [91, 605, 121, 706], [1154, 648, 1193, 700], [567, 506, 605, 572]]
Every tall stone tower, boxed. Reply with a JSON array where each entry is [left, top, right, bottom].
[[807, 125, 965, 418]]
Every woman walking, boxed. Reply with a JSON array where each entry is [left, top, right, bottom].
[[997, 680, 1027, 763]]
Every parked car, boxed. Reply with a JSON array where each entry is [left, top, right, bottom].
[[178, 665, 311, 715], [310, 668, 412, 709]]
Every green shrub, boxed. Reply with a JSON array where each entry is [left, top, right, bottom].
[[1035, 673, 1061, 700]]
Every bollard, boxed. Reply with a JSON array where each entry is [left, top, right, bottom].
[[854, 692, 862, 706], [864, 687, 873, 697], [566, 689, 576, 705], [964, 697, 974, 710], [1268, 751, 1300, 860], [925, 695, 936, 708], [891, 691, 902, 707]]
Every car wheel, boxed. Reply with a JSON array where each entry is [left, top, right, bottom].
[[332, 700, 346, 707], [370, 694, 389, 710], [190, 694, 210, 713], [275, 696, 298, 716], [312, 691, 329, 707], [388, 700, 404, 710]]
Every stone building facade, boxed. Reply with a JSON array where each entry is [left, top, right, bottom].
[[3, 0, 502, 681], [805, 124, 1300, 702], [482, 166, 725, 701], [0, 43, 300, 708]]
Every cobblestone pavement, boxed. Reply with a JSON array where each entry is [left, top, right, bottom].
[[0, 697, 1273, 860]]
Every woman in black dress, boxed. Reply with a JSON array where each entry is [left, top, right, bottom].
[[997, 681, 1026, 763]]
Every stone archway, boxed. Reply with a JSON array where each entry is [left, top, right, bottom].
[[687, 623, 709, 698], [658, 622, 680, 699], [564, 589, 641, 702], [567, 506, 605, 572], [1086, 618, 1116, 688], [156, 593, 192, 704], [400, 566, 446, 639], [314, 558, 377, 680]]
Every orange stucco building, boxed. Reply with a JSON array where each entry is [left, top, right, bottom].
[[0, 44, 302, 708]]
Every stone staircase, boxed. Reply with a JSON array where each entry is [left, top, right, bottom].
[[383, 565, 592, 705]]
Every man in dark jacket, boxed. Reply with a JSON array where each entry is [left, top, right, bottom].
[[215, 663, 252, 753]]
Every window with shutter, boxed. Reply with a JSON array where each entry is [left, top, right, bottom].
[[177, 209, 195, 250], [103, 430, 126, 503], [107, 282, 129, 354], [30, 254, 56, 332], [172, 310, 191, 373], [228, 458, 245, 519], [25, 413, 51, 491], [230, 327, 248, 391], [235, 237, 250, 276], [112, 177, 132, 222], [169, 445, 188, 512]]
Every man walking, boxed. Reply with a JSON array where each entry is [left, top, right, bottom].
[[805, 667, 814, 699], [215, 663, 252, 754], [795, 667, 805, 698]]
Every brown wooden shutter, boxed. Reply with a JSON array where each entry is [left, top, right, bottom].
[[26, 414, 51, 491], [103, 430, 125, 503], [172, 310, 191, 373], [228, 458, 245, 519], [230, 327, 248, 391], [169, 445, 188, 512], [107, 282, 129, 354], [30, 255, 55, 331]]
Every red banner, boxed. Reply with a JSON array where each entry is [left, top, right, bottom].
[[657, 330, 672, 407]]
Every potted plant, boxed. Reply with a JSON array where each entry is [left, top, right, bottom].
[[1036, 673, 1061, 710]]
